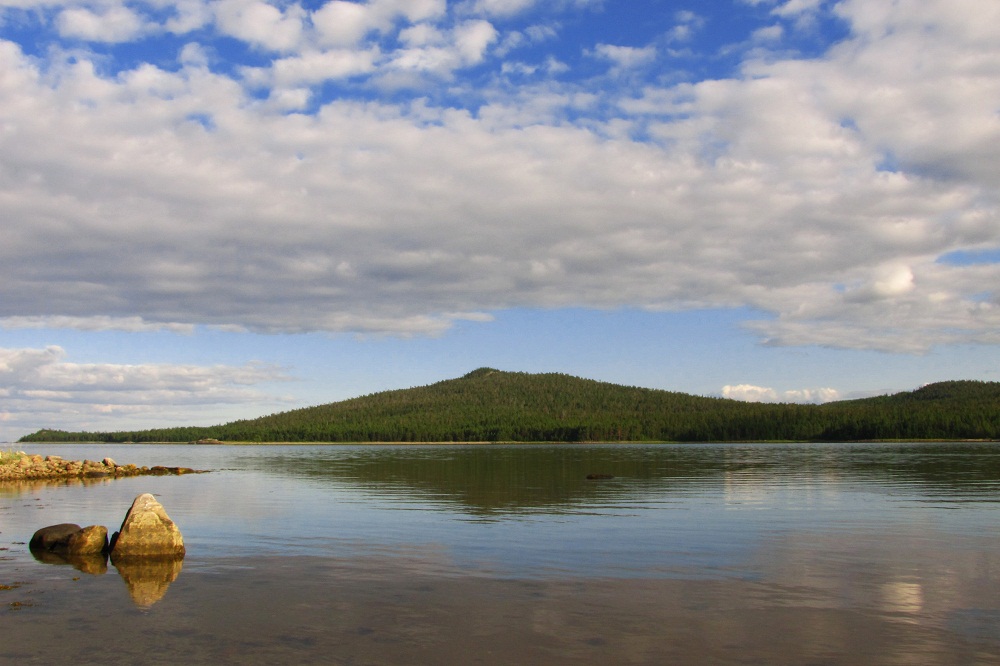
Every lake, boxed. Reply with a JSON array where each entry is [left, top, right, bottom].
[[2, 442, 999, 665]]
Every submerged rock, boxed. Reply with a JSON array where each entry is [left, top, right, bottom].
[[109, 493, 185, 561]]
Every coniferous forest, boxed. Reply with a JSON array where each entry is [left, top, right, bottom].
[[18, 368, 1000, 444]]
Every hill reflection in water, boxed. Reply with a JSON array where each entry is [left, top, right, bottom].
[[249, 442, 1000, 515]]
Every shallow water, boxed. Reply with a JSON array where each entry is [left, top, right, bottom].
[[2, 442, 999, 664]]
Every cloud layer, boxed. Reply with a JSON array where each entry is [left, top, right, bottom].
[[1, 0, 998, 352], [0, 346, 291, 437]]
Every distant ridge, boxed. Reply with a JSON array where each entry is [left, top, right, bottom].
[[19, 369, 1000, 443]]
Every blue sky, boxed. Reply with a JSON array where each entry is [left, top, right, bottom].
[[2, 0, 999, 441]]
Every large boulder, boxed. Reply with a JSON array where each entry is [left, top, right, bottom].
[[30, 523, 108, 555], [109, 493, 185, 561]]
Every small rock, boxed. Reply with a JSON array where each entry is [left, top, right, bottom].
[[103, 457, 117, 467], [66, 525, 109, 555], [30, 524, 83, 551]]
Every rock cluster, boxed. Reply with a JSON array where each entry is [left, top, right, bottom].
[[29, 493, 187, 606], [0, 453, 200, 481], [30, 493, 185, 561]]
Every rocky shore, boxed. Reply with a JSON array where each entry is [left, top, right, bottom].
[[0, 453, 203, 482]]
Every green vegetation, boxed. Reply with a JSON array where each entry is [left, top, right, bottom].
[[1, 449, 26, 463], [18, 370, 1000, 444]]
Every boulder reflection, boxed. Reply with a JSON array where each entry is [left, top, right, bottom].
[[111, 557, 184, 608], [31, 545, 184, 606], [30, 548, 109, 575]]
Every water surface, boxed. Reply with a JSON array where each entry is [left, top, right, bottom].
[[2, 442, 999, 664]]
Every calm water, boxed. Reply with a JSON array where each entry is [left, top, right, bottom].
[[2, 442, 999, 665]]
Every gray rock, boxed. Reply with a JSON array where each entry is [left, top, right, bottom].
[[109, 493, 185, 561]]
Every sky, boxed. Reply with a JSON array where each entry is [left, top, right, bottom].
[[1, 0, 999, 441]]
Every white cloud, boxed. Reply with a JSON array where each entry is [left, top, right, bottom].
[[464, 0, 536, 17], [869, 264, 916, 299], [667, 10, 705, 43], [264, 86, 311, 111], [312, 0, 375, 46], [722, 384, 779, 402], [271, 48, 378, 86], [751, 25, 783, 43], [453, 19, 497, 63], [56, 5, 148, 43], [388, 0, 446, 23], [590, 43, 657, 70], [772, 0, 821, 18], [0, 0, 999, 356], [386, 19, 496, 77], [722, 383, 840, 403], [164, 0, 213, 33], [311, 0, 446, 46], [214, 0, 306, 52], [461, 0, 600, 18]]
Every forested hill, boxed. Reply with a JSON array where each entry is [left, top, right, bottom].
[[19, 369, 1000, 443]]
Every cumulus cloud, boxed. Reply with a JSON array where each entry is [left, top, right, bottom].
[[722, 384, 840, 403], [0, 346, 292, 439], [0, 0, 998, 355], [270, 47, 378, 86], [461, 0, 600, 18], [772, 0, 822, 18], [311, 0, 446, 46], [312, 0, 374, 46], [667, 10, 705, 42], [462, 0, 538, 17], [386, 19, 496, 77], [165, 0, 213, 33], [56, 4, 149, 42], [214, 0, 306, 52], [590, 43, 657, 70]]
